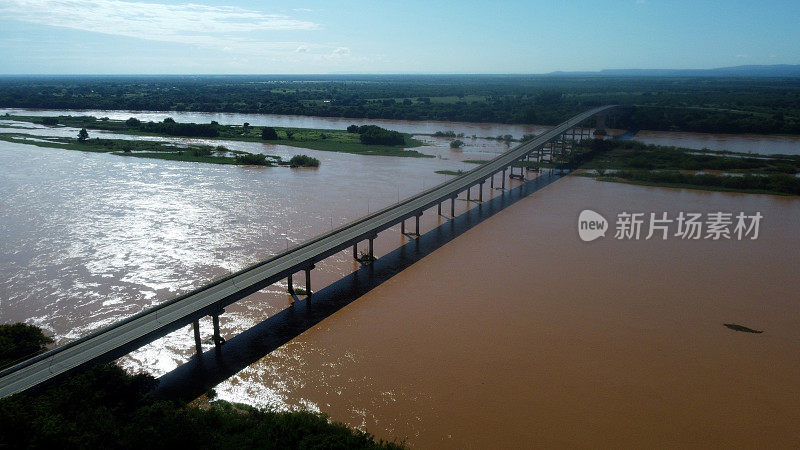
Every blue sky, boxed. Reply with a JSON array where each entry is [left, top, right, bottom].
[[1, 0, 799, 74]]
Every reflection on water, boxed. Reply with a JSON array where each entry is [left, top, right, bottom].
[[0, 131, 516, 379]]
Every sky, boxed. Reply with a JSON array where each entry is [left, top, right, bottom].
[[1, 0, 799, 74]]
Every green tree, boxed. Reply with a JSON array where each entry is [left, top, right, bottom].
[[288, 154, 320, 167], [242, 122, 250, 134], [0, 323, 53, 369], [261, 127, 278, 140], [77, 128, 89, 142], [449, 139, 464, 149]]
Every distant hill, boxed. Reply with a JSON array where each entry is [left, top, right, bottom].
[[548, 64, 800, 77]]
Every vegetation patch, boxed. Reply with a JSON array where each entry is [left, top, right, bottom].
[[449, 139, 464, 148], [0, 323, 403, 449], [2, 76, 800, 134], [286, 154, 320, 168], [0, 323, 53, 370], [578, 140, 800, 196], [0, 131, 311, 168], [356, 251, 377, 264], [435, 169, 467, 176], [3, 114, 428, 158]]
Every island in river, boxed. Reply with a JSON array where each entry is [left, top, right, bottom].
[[0, 113, 428, 163]]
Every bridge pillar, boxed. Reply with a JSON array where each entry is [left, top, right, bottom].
[[415, 213, 421, 235], [466, 186, 471, 202], [479, 181, 484, 202], [352, 243, 357, 260], [212, 311, 224, 346], [501, 169, 506, 190], [401, 220, 405, 235], [437, 202, 442, 216], [305, 265, 314, 298], [368, 236, 375, 259], [450, 196, 455, 218], [490, 174, 494, 189], [288, 273, 294, 294], [193, 320, 202, 355]]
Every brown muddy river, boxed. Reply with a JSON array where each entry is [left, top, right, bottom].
[[210, 176, 800, 448], [1, 113, 799, 447]]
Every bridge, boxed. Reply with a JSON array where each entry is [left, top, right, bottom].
[[0, 105, 616, 398]]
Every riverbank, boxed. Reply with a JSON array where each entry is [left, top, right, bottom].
[[1, 114, 429, 158], [576, 140, 800, 196], [0, 132, 325, 167]]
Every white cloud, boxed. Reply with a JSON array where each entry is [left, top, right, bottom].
[[0, 0, 319, 50], [295, 45, 309, 53], [332, 47, 350, 57]]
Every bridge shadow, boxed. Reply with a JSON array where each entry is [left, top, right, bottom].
[[153, 172, 563, 401]]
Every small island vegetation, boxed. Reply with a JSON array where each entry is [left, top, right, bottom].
[[0, 132, 320, 168], [1, 114, 428, 158], [288, 154, 320, 168]]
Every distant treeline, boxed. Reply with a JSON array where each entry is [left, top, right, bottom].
[[2, 75, 800, 134]]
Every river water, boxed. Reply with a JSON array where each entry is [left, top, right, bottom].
[[1, 111, 799, 446], [261, 176, 799, 447], [3, 107, 800, 155]]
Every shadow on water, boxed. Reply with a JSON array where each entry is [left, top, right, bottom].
[[153, 171, 564, 401]]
